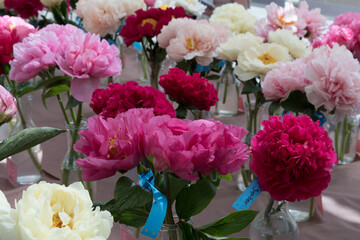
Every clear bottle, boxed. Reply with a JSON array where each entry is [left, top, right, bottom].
[[9, 94, 43, 185], [288, 197, 315, 222]]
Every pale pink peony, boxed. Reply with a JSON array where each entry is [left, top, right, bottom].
[[250, 114, 337, 201], [304, 44, 360, 117], [262, 58, 310, 101], [55, 31, 122, 102], [0, 15, 36, 41], [158, 18, 232, 65], [0, 85, 17, 125]]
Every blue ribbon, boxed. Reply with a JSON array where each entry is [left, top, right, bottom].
[[132, 42, 142, 52], [233, 177, 262, 211], [195, 64, 211, 73], [138, 170, 167, 239], [314, 112, 327, 127]]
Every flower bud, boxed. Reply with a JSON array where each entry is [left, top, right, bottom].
[[0, 85, 17, 126]]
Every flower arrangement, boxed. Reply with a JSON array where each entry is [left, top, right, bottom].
[[0, 182, 113, 240], [74, 108, 256, 239]]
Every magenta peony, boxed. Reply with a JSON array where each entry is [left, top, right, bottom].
[[0, 85, 17, 125], [159, 67, 218, 111], [90, 81, 176, 118], [250, 114, 337, 201], [4, 0, 44, 19]]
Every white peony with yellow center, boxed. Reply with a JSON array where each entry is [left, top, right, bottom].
[[216, 32, 264, 61], [13, 182, 113, 240], [0, 190, 19, 240], [268, 29, 312, 59], [234, 43, 292, 81], [209, 3, 256, 34]]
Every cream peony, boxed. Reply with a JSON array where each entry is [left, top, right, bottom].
[[154, 0, 206, 17], [268, 29, 311, 59], [234, 43, 292, 81], [216, 32, 264, 61], [13, 182, 113, 240], [209, 3, 256, 34], [0, 190, 20, 240], [40, 0, 62, 7]]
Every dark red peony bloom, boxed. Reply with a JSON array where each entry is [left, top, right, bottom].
[[159, 67, 218, 111], [90, 81, 176, 119], [119, 7, 186, 47], [250, 114, 338, 202], [4, 0, 44, 19]]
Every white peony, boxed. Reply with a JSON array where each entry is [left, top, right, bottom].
[[268, 29, 312, 59], [209, 3, 256, 34], [13, 182, 113, 240], [216, 32, 264, 61], [40, 0, 63, 7], [234, 43, 292, 81], [0, 190, 20, 240], [154, 0, 206, 17]]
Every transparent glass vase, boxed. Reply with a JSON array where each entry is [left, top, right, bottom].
[[250, 193, 299, 240], [120, 224, 180, 240], [9, 94, 43, 185], [326, 114, 359, 164], [288, 197, 315, 222], [215, 61, 240, 117], [61, 120, 96, 199], [187, 109, 211, 120]]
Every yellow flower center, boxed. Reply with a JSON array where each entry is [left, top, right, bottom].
[[279, 16, 295, 26], [107, 134, 118, 158], [258, 53, 277, 65], [9, 25, 15, 30], [141, 18, 158, 32], [52, 212, 63, 228], [160, 4, 168, 10], [185, 0, 195, 5], [186, 38, 198, 51]]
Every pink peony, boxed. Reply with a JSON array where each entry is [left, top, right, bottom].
[[304, 44, 360, 117], [55, 31, 122, 102], [159, 67, 218, 111], [158, 18, 231, 65], [0, 85, 17, 125], [4, 0, 44, 19], [0, 15, 36, 41], [74, 108, 154, 181], [262, 58, 310, 101], [90, 81, 176, 118], [250, 114, 337, 201], [312, 25, 356, 51]]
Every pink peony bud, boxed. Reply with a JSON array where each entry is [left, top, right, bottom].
[[0, 85, 17, 125]]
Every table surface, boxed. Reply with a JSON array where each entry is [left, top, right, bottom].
[[1, 45, 360, 240]]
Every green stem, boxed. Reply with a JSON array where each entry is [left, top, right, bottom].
[[241, 166, 250, 188], [222, 62, 231, 104], [135, 228, 141, 239], [264, 197, 274, 240], [56, 95, 71, 125], [107, 76, 113, 84], [140, 50, 149, 81], [67, 91, 77, 122], [335, 121, 341, 158], [164, 171, 175, 225], [308, 197, 314, 219], [339, 115, 349, 162]]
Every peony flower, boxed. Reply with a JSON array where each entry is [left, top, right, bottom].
[[40, 0, 62, 7], [262, 58, 309, 101], [154, 0, 205, 17], [74, 109, 154, 181], [234, 42, 292, 81], [216, 32, 264, 61], [144, 0, 156, 7], [0, 85, 17, 126], [13, 182, 113, 239], [250, 114, 337, 202], [209, 3, 256, 34], [120, 7, 186, 47], [304, 44, 360, 117], [76, 0, 145, 37], [0, 15, 36, 41], [55, 31, 122, 102], [90, 81, 176, 119], [158, 18, 232, 65], [4, 0, 44, 19], [0, 190, 19, 240], [159, 67, 218, 111], [268, 29, 311, 59]]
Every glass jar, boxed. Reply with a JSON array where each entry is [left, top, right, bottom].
[[9, 94, 43, 185], [120, 224, 180, 240], [188, 109, 211, 120], [215, 61, 240, 117], [326, 114, 359, 164], [288, 197, 315, 222], [250, 193, 299, 240]]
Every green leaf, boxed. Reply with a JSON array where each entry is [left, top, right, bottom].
[[176, 104, 188, 119], [66, 95, 81, 109], [118, 209, 149, 227], [175, 177, 219, 221], [268, 101, 280, 116], [241, 78, 261, 95], [16, 80, 43, 98], [0, 127, 65, 161], [280, 90, 315, 115], [42, 84, 70, 99], [60, 0, 68, 18], [207, 75, 221, 80], [218, 173, 233, 182], [70, 0, 78, 9], [196, 210, 258, 237], [51, 6, 65, 24]]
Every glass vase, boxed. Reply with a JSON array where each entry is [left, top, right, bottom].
[[249, 193, 299, 240], [120, 224, 180, 240], [61, 120, 96, 199], [288, 197, 315, 222], [326, 114, 359, 164], [8, 94, 43, 185], [188, 109, 211, 120], [215, 61, 240, 117]]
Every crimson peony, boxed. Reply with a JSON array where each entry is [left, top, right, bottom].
[[4, 0, 44, 19]]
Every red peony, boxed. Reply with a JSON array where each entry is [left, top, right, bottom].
[[90, 81, 176, 119], [159, 67, 218, 111], [119, 7, 186, 47], [0, 26, 17, 66], [4, 0, 44, 19], [250, 114, 337, 202]]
